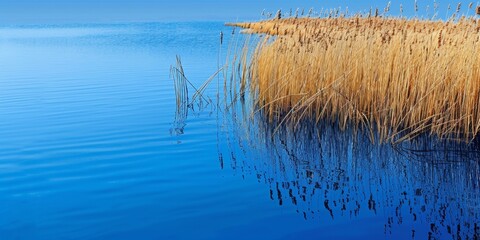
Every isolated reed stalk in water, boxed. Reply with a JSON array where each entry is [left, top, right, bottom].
[[227, 15, 480, 143]]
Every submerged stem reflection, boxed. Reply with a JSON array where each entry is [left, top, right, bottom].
[[218, 91, 480, 238]]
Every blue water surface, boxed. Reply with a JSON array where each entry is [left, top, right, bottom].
[[0, 22, 478, 240]]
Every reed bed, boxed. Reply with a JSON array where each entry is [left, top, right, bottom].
[[227, 16, 480, 143]]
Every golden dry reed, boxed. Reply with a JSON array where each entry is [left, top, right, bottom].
[[227, 16, 480, 143]]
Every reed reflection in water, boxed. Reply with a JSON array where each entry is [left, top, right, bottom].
[[218, 111, 480, 239]]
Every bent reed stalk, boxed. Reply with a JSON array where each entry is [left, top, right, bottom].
[[227, 16, 480, 144]]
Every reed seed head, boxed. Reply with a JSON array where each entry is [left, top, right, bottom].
[[275, 10, 282, 19]]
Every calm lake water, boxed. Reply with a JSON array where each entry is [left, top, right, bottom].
[[0, 22, 479, 239]]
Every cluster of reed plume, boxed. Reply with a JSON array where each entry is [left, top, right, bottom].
[[227, 15, 480, 143]]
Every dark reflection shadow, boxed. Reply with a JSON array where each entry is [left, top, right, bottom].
[[219, 113, 480, 238]]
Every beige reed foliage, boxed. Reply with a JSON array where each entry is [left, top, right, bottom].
[[227, 16, 480, 143]]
